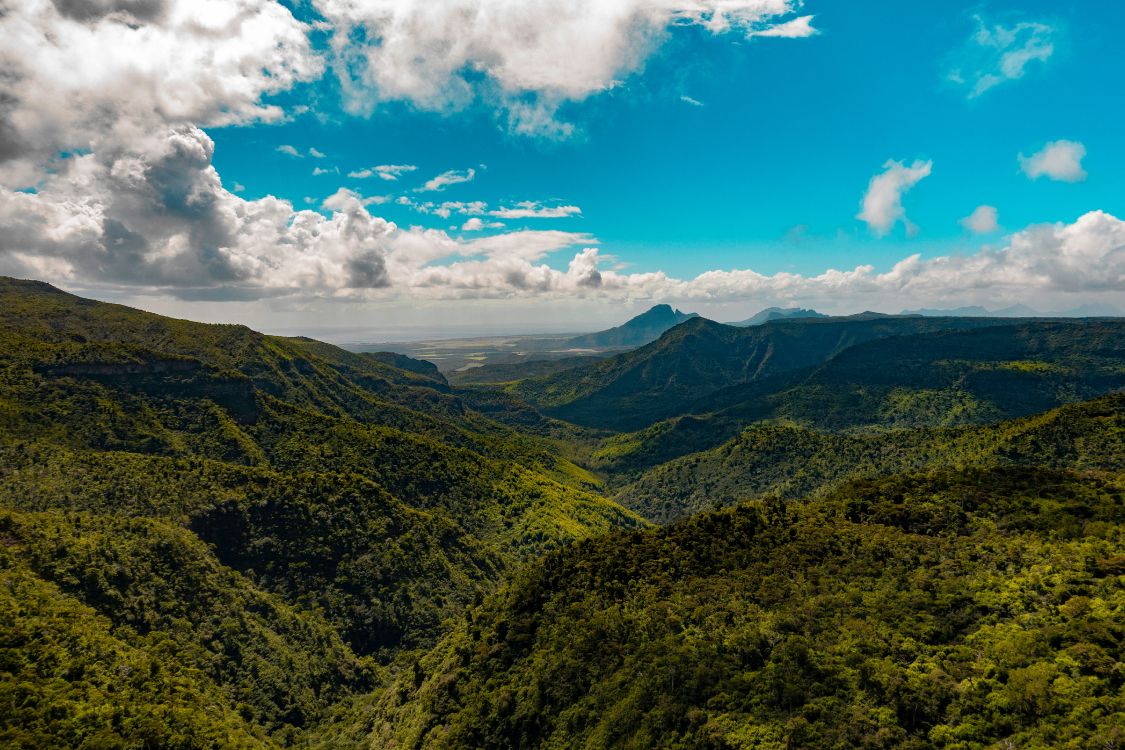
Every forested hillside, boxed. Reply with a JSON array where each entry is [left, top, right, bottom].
[[1, 277, 1122, 749], [513, 315, 1125, 432], [0, 278, 641, 747], [615, 393, 1124, 522], [360, 466, 1125, 750]]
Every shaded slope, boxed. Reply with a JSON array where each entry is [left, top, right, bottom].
[[590, 320, 1125, 478], [0, 277, 643, 659]]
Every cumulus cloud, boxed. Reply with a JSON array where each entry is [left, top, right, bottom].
[[322, 187, 389, 209], [490, 202, 582, 219], [369, 209, 1125, 304], [680, 95, 705, 107], [315, 0, 816, 136], [857, 159, 933, 237], [1020, 140, 1087, 183], [0, 2, 398, 300], [417, 168, 477, 192], [0, 0, 321, 183], [961, 205, 999, 234], [0, 128, 394, 296], [3, 0, 1117, 315], [950, 15, 1056, 98], [752, 14, 817, 38], [348, 163, 418, 181], [277, 144, 304, 157], [309, 147, 327, 158]]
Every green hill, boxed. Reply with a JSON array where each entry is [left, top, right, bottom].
[[614, 393, 1125, 523], [360, 466, 1125, 750]]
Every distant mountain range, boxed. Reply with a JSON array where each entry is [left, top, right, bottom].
[[565, 304, 699, 349], [726, 306, 827, 326], [516, 315, 1125, 432], [903, 302, 1124, 317]]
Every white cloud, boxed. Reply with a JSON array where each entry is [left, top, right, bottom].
[[417, 168, 477, 192], [752, 15, 817, 38], [375, 210, 1125, 304], [1, 128, 394, 295], [309, 147, 327, 158], [0, 0, 321, 184], [950, 15, 1056, 98], [313, 166, 340, 176], [857, 159, 933, 237], [277, 144, 303, 157], [1020, 140, 1087, 183], [680, 95, 705, 107], [462, 217, 505, 231], [490, 202, 582, 219], [0, 1, 400, 300], [315, 0, 816, 137], [375, 164, 418, 181], [232, 182, 247, 193], [961, 205, 999, 234], [349, 163, 418, 180], [322, 187, 389, 209]]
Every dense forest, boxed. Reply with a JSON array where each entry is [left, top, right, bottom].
[[1, 277, 1122, 749]]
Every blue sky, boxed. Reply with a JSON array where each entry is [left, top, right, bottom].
[[211, 0, 1125, 282], [2, 0, 1124, 336]]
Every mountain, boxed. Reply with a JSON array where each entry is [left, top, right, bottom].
[[358, 465, 1125, 749], [515, 315, 1064, 431], [1055, 302, 1125, 317], [727, 306, 826, 326], [564, 304, 699, 349], [900, 303, 1125, 318], [901, 305, 993, 316], [583, 320, 1125, 480]]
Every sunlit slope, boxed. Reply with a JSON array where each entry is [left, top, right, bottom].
[[616, 393, 1125, 523], [361, 466, 1125, 750]]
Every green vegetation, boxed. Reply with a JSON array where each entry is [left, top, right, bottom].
[[1, 277, 1122, 748], [513, 316, 1124, 432], [364, 467, 1125, 750], [615, 393, 1125, 523], [0, 277, 641, 745]]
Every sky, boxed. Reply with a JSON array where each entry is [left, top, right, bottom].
[[1, 0, 1124, 340]]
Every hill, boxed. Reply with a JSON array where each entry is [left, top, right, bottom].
[[564, 304, 699, 349], [358, 465, 1125, 750], [727, 306, 826, 326]]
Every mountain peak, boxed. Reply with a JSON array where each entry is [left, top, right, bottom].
[[565, 304, 700, 349]]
